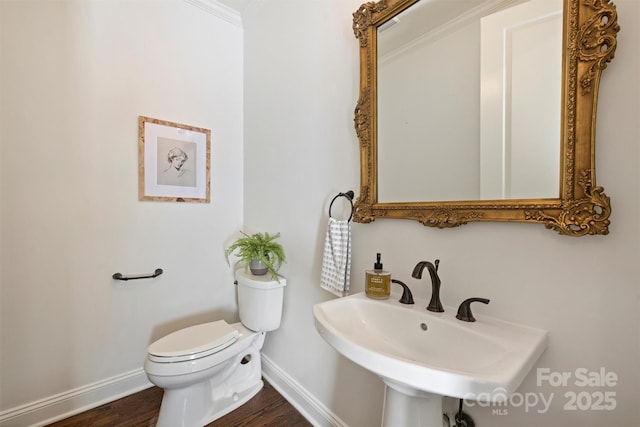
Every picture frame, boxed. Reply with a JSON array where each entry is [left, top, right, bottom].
[[138, 116, 211, 203]]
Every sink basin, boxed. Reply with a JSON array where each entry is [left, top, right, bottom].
[[313, 292, 548, 401]]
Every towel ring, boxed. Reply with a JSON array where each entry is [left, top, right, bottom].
[[329, 191, 355, 222]]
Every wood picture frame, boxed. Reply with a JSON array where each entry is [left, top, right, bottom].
[[138, 116, 211, 203]]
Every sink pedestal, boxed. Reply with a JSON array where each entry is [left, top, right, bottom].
[[382, 379, 443, 427]]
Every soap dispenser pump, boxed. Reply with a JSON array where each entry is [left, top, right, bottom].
[[365, 253, 391, 299]]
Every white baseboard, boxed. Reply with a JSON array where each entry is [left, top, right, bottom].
[[1, 357, 341, 427], [261, 353, 348, 427], [0, 368, 152, 427]]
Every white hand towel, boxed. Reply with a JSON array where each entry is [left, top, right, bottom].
[[320, 218, 352, 297]]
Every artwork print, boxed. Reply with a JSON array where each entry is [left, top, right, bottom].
[[138, 116, 211, 203]]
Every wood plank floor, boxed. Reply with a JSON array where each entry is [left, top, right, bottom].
[[46, 379, 311, 427]]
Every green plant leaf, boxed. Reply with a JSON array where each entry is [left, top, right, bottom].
[[224, 231, 286, 280]]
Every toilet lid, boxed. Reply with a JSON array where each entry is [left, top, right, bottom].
[[148, 320, 239, 359]]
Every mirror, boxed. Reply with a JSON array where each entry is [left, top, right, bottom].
[[352, 0, 619, 236]]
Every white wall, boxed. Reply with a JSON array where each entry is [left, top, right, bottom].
[[1, 1, 639, 427], [244, 1, 640, 427], [0, 0, 244, 424], [243, 1, 382, 425]]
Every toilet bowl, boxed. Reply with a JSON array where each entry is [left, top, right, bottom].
[[144, 271, 286, 427]]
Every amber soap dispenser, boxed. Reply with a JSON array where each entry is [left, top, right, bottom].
[[365, 253, 391, 299]]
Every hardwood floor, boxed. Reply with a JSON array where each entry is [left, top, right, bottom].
[[46, 379, 311, 427]]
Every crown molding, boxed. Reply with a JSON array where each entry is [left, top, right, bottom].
[[184, 0, 243, 27]]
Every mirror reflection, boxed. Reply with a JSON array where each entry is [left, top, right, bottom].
[[377, 0, 563, 202]]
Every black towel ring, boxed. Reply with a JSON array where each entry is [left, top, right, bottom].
[[329, 190, 355, 222]]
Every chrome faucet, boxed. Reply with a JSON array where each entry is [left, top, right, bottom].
[[412, 259, 444, 312]]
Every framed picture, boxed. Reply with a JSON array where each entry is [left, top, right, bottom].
[[138, 116, 211, 203]]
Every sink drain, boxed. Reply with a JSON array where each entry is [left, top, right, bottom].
[[420, 322, 428, 331]]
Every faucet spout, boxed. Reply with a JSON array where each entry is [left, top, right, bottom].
[[411, 259, 444, 312]]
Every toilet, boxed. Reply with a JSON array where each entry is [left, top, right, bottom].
[[144, 270, 286, 427]]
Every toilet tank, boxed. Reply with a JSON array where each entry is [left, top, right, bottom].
[[236, 269, 286, 332]]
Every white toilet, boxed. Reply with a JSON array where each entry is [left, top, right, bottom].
[[144, 270, 286, 427]]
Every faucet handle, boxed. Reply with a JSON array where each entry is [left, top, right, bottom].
[[456, 297, 490, 322], [391, 279, 414, 305]]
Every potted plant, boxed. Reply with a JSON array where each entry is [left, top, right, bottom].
[[224, 231, 286, 280]]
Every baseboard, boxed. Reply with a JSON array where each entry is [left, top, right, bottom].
[[261, 353, 348, 427], [0, 368, 152, 427], [1, 356, 342, 427]]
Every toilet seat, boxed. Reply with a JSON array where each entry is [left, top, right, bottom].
[[148, 320, 239, 363]]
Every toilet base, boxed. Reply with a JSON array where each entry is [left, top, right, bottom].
[[154, 332, 265, 427], [156, 379, 263, 427], [199, 379, 263, 425]]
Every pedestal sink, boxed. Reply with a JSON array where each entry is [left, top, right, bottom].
[[313, 292, 548, 426]]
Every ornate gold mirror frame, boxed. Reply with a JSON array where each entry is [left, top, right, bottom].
[[352, 0, 619, 236]]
